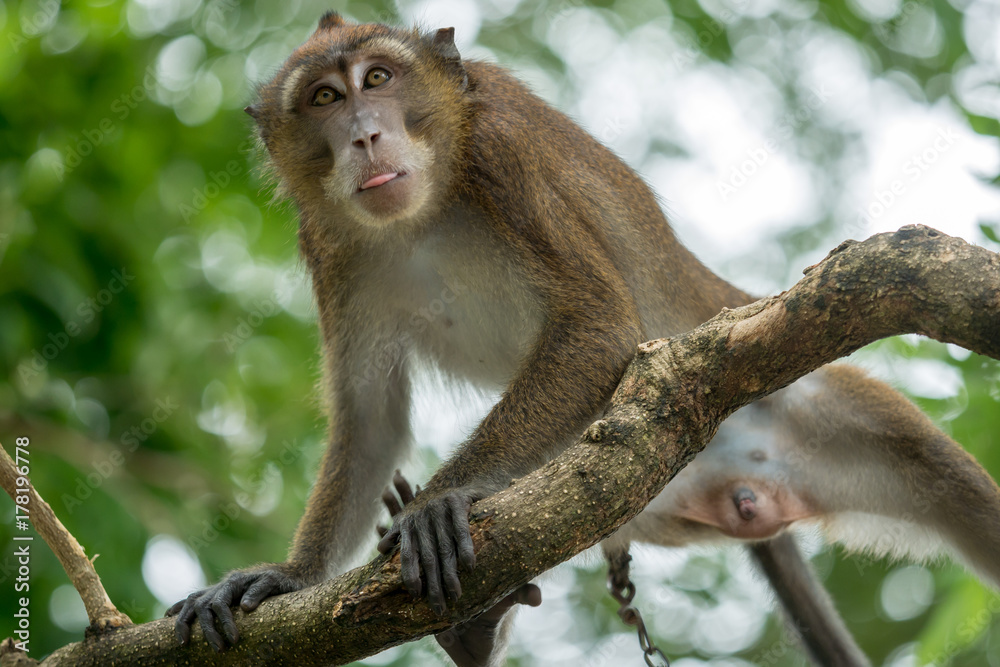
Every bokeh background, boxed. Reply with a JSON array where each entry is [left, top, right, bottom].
[[1, 0, 999, 665]]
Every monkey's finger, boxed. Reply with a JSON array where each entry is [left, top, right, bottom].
[[433, 508, 462, 602], [382, 485, 403, 516], [448, 494, 476, 572], [377, 524, 401, 553], [196, 603, 228, 652], [416, 513, 447, 614], [393, 470, 415, 504], [211, 596, 240, 646], [376, 524, 389, 538], [241, 577, 275, 612], [173, 600, 197, 645], [209, 580, 243, 644], [165, 596, 188, 617], [399, 523, 422, 597]]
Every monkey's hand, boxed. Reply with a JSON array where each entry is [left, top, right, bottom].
[[377, 471, 480, 614], [378, 472, 541, 667], [165, 562, 309, 651]]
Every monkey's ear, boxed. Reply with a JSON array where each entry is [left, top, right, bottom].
[[431, 27, 461, 60], [244, 104, 260, 120], [426, 27, 468, 90], [318, 11, 346, 30]]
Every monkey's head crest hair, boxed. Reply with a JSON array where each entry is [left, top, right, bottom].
[[317, 10, 346, 30]]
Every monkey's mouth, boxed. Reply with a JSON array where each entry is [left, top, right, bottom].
[[359, 171, 405, 191]]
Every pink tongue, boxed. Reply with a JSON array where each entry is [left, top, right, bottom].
[[361, 172, 399, 189]]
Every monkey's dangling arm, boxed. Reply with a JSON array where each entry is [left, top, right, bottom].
[[378, 248, 644, 614]]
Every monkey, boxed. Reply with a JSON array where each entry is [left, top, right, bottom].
[[165, 12, 1000, 667]]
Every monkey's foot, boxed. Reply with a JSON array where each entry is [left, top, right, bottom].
[[165, 563, 308, 651], [437, 583, 542, 667]]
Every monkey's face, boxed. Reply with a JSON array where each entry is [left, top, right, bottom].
[[303, 57, 433, 226], [250, 18, 468, 235]]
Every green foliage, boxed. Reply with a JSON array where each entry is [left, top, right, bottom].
[[0, 0, 997, 664]]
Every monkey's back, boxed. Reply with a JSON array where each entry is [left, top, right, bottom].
[[458, 60, 751, 337]]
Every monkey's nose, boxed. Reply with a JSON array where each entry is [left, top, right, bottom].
[[353, 131, 379, 162], [353, 131, 380, 151]]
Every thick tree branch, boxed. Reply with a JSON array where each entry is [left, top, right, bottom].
[[4, 226, 998, 666]]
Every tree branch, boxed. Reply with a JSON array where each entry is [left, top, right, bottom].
[[4, 226, 998, 666], [0, 443, 133, 636]]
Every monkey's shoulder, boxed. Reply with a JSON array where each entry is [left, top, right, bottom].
[[462, 60, 599, 146]]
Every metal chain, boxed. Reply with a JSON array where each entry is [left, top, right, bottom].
[[606, 550, 670, 667]]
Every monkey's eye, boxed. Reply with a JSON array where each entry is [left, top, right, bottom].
[[312, 87, 341, 106], [364, 68, 392, 89]]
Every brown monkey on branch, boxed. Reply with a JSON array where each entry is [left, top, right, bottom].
[[166, 12, 1000, 666]]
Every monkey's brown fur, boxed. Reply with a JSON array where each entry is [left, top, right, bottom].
[[169, 14, 1000, 667]]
